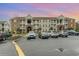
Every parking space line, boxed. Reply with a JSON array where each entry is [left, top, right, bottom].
[[12, 41, 25, 56]]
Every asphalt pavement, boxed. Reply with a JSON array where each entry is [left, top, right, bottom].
[[0, 40, 18, 56], [16, 36, 79, 56], [0, 36, 79, 56]]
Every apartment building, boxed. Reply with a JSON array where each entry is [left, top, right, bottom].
[[10, 14, 76, 34], [0, 21, 10, 33]]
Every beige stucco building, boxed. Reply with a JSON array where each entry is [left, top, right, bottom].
[[10, 14, 76, 34], [0, 21, 10, 33]]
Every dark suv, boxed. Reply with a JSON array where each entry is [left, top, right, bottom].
[[0, 32, 12, 41], [0, 33, 6, 41], [58, 32, 68, 38]]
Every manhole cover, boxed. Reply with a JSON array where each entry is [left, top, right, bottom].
[[57, 48, 64, 52]]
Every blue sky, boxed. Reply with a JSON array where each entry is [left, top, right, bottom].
[[0, 3, 79, 20]]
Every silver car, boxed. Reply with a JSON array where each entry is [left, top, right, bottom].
[[26, 31, 37, 40], [39, 32, 49, 39], [51, 32, 59, 38]]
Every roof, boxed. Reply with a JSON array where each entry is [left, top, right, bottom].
[[0, 21, 6, 24], [10, 15, 76, 21], [33, 17, 57, 20]]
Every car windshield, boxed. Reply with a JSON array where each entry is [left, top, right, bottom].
[[42, 32, 47, 35]]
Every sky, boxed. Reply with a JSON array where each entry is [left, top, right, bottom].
[[0, 3, 79, 21]]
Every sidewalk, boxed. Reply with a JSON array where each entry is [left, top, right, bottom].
[[12, 34, 26, 37]]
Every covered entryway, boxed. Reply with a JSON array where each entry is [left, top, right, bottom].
[[57, 25, 64, 32], [27, 26, 32, 33]]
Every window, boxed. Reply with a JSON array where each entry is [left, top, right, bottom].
[[54, 29, 56, 31], [46, 29, 47, 31], [33, 20, 35, 22], [46, 25, 47, 27], [2, 24, 4, 26], [51, 24, 53, 25], [45, 20, 47, 22], [2, 28, 4, 31], [49, 20, 50, 22], [27, 19, 31, 23], [60, 19, 63, 23], [37, 24, 39, 26], [49, 24, 50, 27], [43, 20, 44, 22], [57, 20, 59, 23], [54, 24, 56, 26], [43, 25, 44, 27], [20, 19, 22, 22], [54, 20, 56, 22], [37, 20, 39, 22], [40, 25, 41, 27]]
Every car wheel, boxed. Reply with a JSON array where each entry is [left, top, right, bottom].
[[27, 39, 31, 40], [3, 38, 6, 41], [56, 36, 58, 38]]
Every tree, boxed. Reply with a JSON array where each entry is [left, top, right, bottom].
[[16, 28, 22, 34], [67, 28, 74, 30]]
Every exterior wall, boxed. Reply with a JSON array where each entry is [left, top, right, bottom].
[[67, 18, 76, 30], [10, 15, 76, 34], [11, 17, 27, 34], [0, 21, 10, 33]]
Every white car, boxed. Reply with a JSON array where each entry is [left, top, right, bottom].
[[51, 32, 59, 38], [26, 31, 37, 40], [47, 31, 52, 37]]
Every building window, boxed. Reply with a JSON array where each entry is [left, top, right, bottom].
[[27, 19, 31, 23], [43, 20, 44, 22], [51, 24, 53, 25], [2, 24, 4, 26], [43, 25, 44, 27], [57, 20, 59, 23], [49, 24, 50, 27], [40, 25, 41, 27], [49, 20, 50, 22], [2, 28, 4, 32], [46, 25, 47, 27], [37, 20, 39, 22], [54, 29, 55, 31], [54, 20, 56, 22], [37, 24, 39, 26], [60, 19, 63, 23], [54, 24, 56, 26], [33, 20, 35, 22]]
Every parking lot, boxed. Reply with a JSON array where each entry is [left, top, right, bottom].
[[16, 36, 79, 56], [0, 35, 79, 56]]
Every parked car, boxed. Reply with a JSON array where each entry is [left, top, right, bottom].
[[67, 30, 76, 35], [0, 33, 6, 41], [75, 32, 79, 36], [67, 30, 79, 36], [4, 32, 12, 37], [26, 31, 37, 40], [51, 32, 59, 38], [58, 32, 68, 38], [47, 31, 52, 37], [39, 32, 49, 39]]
